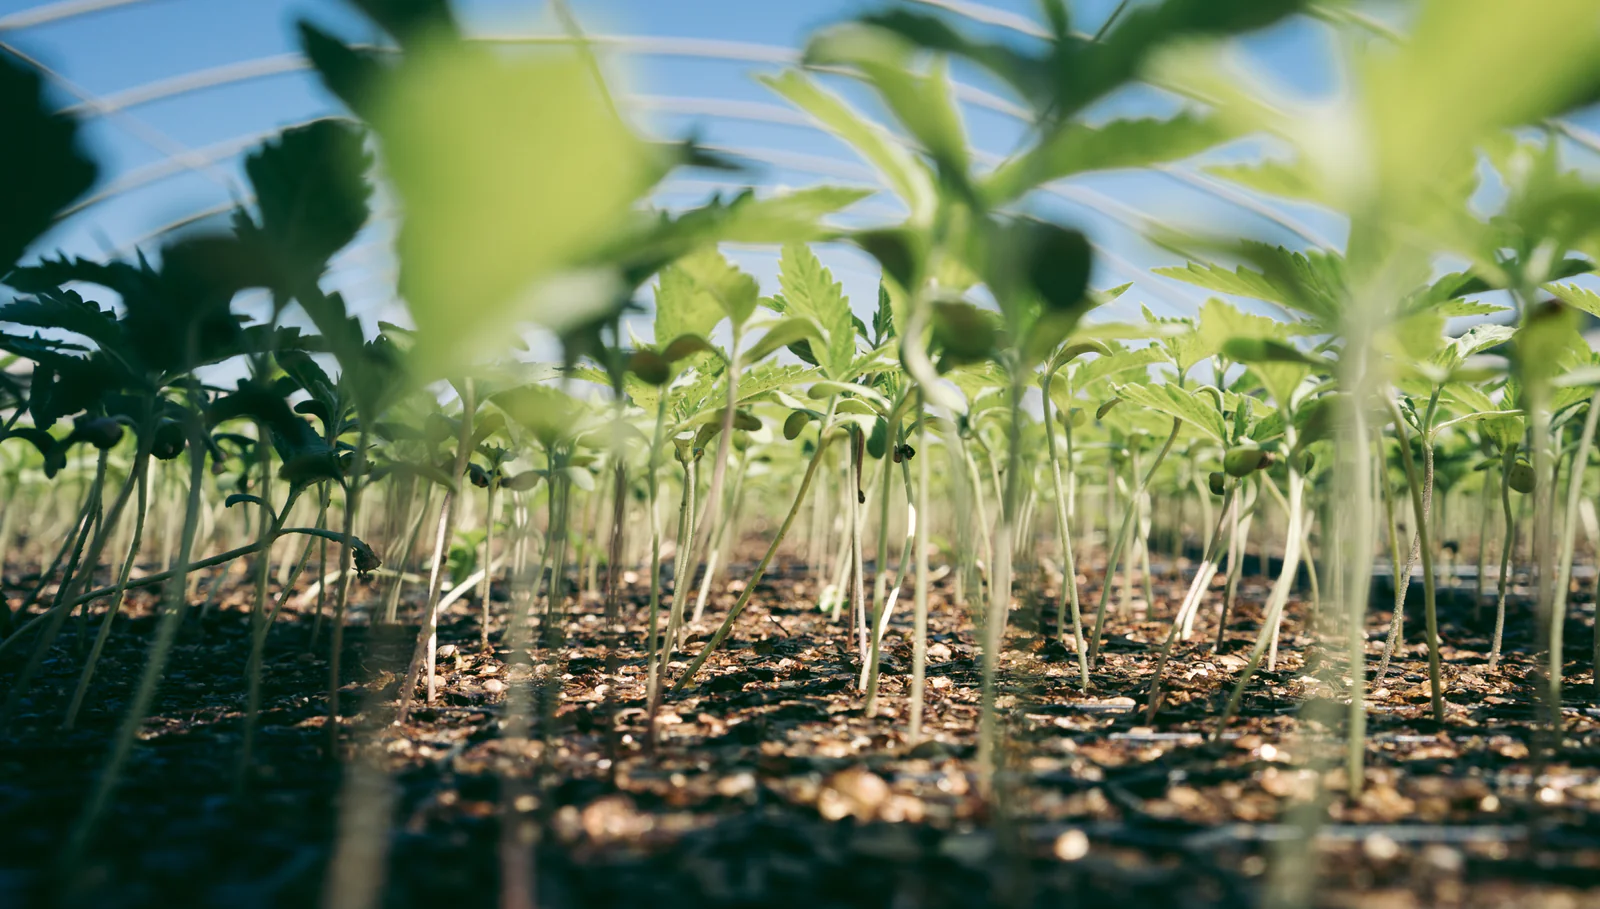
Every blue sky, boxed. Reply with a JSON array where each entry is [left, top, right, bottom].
[[0, 0, 1428, 343]]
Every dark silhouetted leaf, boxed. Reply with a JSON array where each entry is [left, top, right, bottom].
[[240, 119, 373, 292], [0, 50, 98, 276]]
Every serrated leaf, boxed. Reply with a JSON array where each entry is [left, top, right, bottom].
[[276, 349, 339, 411], [677, 246, 759, 327], [1199, 297, 1286, 349], [297, 21, 386, 117], [1431, 299, 1510, 318], [1156, 245, 1346, 324], [209, 383, 326, 460], [778, 243, 855, 380], [0, 289, 122, 352], [1069, 345, 1163, 393], [1153, 260, 1286, 304], [1513, 302, 1587, 390], [872, 282, 896, 343], [1546, 282, 1600, 319], [729, 362, 814, 407], [1435, 323, 1515, 372], [1112, 381, 1227, 442], [240, 119, 373, 291], [653, 264, 724, 351], [855, 1, 1305, 122]]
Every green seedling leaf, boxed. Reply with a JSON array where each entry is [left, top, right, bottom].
[[1112, 382, 1228, 442], [871, 282, 896, 343], [373, 40, 655, 376], [1513, 301, 1586, 390], [209, 384, 325, 460], [661, 334, 719, 363], [783, 410, 814, 440], [677, 247, 760, 327], [778, 243, 855, 379], [695, 185, 872, 245], [1221, 337, 1324, 367], [469, 411, 505, 448], [834, 397, 883, 418], [278, 450, 347, 488], [807, 380, 892, 413], [0, 289, 122, 351], [564, 465, 595, 492], [930, 301, 997, 365], [492, 383, 585, 449], [503, 470, 544, 492], [628, 349, 670, 386], [866, 415, 889, 459], [1045, 338, 1112, 375], [1546, 282, 1600, 319], [654, 262, 724, 348], [851, 228, 924, 293], [743, 316, 820, 365], [759, 71, 935, 223], [1070, 345, 1163, 392], [276, 349, 339, 410], [984, 114, 1233, 206], [805, 25, 970, 189]]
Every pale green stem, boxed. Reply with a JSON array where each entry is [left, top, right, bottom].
[[1088, 418, 1181, 667], [1041, 369, 1089, 691], [670, 428, 836, 693], [1387, 397, 1445, 724]]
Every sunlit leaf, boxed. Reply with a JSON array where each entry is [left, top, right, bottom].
[[743, 315, 822, 366], [676, 247, 759, 327], [805, 25, 970, 188], [1112, 381, 1227, 442], [759, 71, 936, 223], [777, 243, 855, 380], [1546, 282, 1600, 319], [653, 263, 724, 352], [985, 114, 1233, 205], [1203, 159, 1326, 206], [375, 42, 656, 376]]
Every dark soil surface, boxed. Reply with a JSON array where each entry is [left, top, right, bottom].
[[3, 550, 1600, 909]]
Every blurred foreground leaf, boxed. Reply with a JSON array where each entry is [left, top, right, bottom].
[[374, 42, 656, 377]]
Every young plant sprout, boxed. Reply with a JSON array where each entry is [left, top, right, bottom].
[[7, 1, 1600, 905]]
